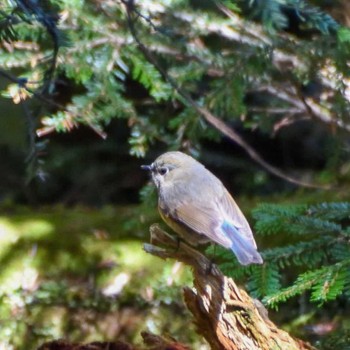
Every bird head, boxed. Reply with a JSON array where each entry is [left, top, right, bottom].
[[141, 151, 200, 190]]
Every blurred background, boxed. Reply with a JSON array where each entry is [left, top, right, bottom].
[[1, 0, 350, 349]]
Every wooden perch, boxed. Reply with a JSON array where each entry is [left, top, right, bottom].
[[144, 224, 316, 350]]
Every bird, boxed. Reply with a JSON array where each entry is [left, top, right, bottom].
[[141, 151, 263, 265]]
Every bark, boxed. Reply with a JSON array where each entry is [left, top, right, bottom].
[[143, 224, 317, 350]]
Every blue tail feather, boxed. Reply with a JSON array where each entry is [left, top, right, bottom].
[[221, 221, 263, 265]]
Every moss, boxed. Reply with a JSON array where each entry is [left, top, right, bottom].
[[0, 205, 201, 349]]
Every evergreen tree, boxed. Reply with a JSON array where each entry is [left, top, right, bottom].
[[213, 202, 350, 308]]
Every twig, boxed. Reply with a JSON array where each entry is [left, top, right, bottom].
[[0, 69, 107, 139], [134, 2, 350, 133], [123, 1, 332, 189]]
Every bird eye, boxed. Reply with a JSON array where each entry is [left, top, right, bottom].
[[158, 167, 168, 176]]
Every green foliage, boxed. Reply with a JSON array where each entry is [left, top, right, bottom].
[[319, 329, 350, 350], [130, 52, 173, 102], [264, 263, 349, 307], [207, 74, 247, 118], [308, 202, 350, 221], [1, 0, 349, 168], [214, 201, 350, 309], [0, 206, 201, 349], [247, 263, 281, 297], [338, 28, 350, 43], [243, 0, 339, 34]]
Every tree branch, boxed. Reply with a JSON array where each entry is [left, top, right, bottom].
[[133, 2, 350, 134], [123, 2, 332, 189], [144, 224, 317, 350]]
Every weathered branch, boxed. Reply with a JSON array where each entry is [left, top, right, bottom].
[[144, 224, 317, 350]]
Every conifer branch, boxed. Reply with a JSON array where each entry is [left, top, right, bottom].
[[123, 0, 332, 190]]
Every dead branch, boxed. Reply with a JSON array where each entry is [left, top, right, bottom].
[[144, 224, 317, 350]]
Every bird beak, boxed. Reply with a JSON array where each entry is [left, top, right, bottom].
[[141, 164, 152, 171]]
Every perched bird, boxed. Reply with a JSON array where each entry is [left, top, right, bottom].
[[141, 151, 263, 265]]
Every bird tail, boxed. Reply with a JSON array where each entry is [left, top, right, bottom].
[[222, 222, 263, 265]]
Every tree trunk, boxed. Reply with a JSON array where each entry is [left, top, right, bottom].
[[144, 224, 316, 350]]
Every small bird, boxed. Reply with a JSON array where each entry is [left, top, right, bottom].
[[141, 151, 263, 265]]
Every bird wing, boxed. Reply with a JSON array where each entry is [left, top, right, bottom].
[[169, 199, 232, 248], [159, 167, 257, 250], [169, 188, 261, 264], [218, 188, 257, 248]]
